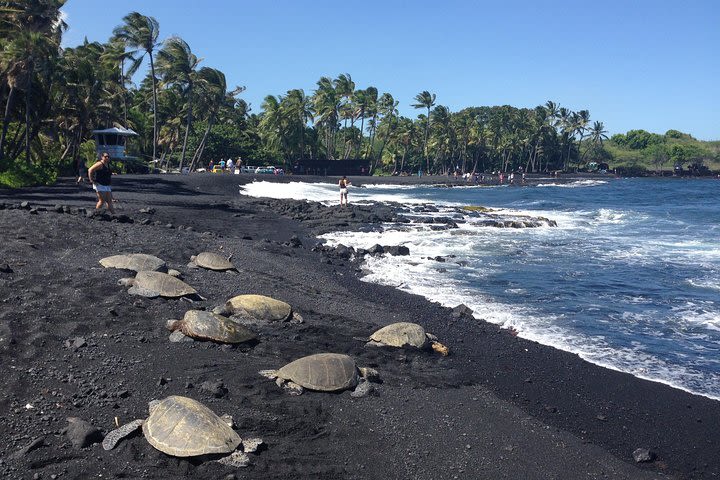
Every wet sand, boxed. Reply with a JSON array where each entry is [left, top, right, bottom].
[[0, 172, 717, 479]]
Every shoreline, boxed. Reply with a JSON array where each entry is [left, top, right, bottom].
[[0, 173, 718, 479]]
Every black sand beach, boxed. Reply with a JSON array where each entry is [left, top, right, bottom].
[[1, 173, 718, 479]]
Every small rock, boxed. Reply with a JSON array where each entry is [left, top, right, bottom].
[[451, 304, 474, 319], [0, 263, 13, 274], [288, 235, 303, 248], [368, 244, 384, 255], [158, 377, 169, 386], [64, 337, 87, 351], [632, 448, 656, 463], [383, 245, 410, 256], [200, 379, 228, 398], [63, 417, 103, 448], [20, 201, 30, 209]]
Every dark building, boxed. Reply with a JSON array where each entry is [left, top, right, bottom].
[[291, 159, 371, 176]]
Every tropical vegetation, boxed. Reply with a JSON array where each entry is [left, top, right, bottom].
[[1, 2, 718, 186]]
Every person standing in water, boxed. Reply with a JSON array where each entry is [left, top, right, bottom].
[[88, 152, 115, 214], [339, 175, 351, 206]]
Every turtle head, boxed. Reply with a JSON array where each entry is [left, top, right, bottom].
[[430, 341, 450, 356], [118, 277, 135, 287], [166, 319, 181, 332], [212, 304, 231, 316], [167, 269, 182, 278], [190, 255, 197, 262]]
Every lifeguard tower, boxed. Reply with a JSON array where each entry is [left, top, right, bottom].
[[92, 127, 138, 160]]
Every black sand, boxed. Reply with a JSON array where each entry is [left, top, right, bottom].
[[0, 173, 718, 479]]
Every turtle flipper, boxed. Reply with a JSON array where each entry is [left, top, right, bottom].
[[258, 369, 278, 380], [217, 450, 250, 468], [102, 419, 144, 450], [283, 381, 304, 396], [241, 437, 263, 453]]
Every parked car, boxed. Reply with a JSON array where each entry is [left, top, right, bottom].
[[255, 166, 276, 174]]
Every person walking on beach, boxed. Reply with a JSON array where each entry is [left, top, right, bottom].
[[339, 175, 351, 206], [76, 157, 87, 184], [88, 152, 115, 214]]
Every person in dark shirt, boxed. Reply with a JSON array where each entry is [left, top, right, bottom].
[[88, 152, 115, 214], [338, 175, 351, 206]]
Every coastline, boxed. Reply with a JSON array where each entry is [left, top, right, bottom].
[[0, 173, 717, 479]]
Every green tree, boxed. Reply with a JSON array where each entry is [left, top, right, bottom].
[[156, 36, 200, 171], [411, 90, 436, 173], [113, 12, 161, 160]]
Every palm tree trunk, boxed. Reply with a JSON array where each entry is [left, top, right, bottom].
[[400, 146, 407, 173], [375, 113, 395, 172], [179, 86, 193, 172], [0, 86, 17, 163], [120, 58, 128, 126], [424, 108, 431, 173], [25, 82, 31, 163], [149, 52, 158, 161], [189, 112, 215, 171]]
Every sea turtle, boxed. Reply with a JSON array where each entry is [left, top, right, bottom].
[[102, 395, 263, 468], [188, 252, 237, 272], [166, 310, 257, 344], [213, 294, 302, 323], [99, 253, 167, 273], [259, 353, 379, 395], [367, 322, 449, 356], [118, 271, 201, 299]]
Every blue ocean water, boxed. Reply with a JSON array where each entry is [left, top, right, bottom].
[[242, 178, 720, 399]]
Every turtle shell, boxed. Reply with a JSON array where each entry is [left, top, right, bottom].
[[142, 396, 240, 457], [369, 322, 428, 348], [225, 294, 292, 321], [100, 253, 167, 272], [193, 252, 235, 271], [133, 271, 197, 298], [277, 353, 359, 392], [177, 310, 256, 344]]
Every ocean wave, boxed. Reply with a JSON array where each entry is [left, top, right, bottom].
[[537, 179, 608, 188]]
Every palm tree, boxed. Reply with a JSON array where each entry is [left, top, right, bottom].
[[113, 12, 160, 160], [101, 38, 137, 125], [188, 67, 244, 171], [283, 89, 313, 161], [156, 36, 200, 172], [0, 0, 65, 164], [374, 92, 398, 171], [411, 90, 436, 173], [583, 121, 608, 160], [313, 77, 340, 159]]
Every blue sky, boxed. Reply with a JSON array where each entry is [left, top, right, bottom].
[[60, 0, 719, 140]]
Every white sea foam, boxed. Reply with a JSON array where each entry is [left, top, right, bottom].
[[688, 277, 720, 291], [240, 180, 434, 206], [536, 179, 608, 188]]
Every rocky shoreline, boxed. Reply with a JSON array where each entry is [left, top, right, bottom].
[[0, 173, 718, 479]]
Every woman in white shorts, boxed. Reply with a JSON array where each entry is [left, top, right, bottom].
[[88, 152, 115, 214], [338, 175, 351, 206]]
